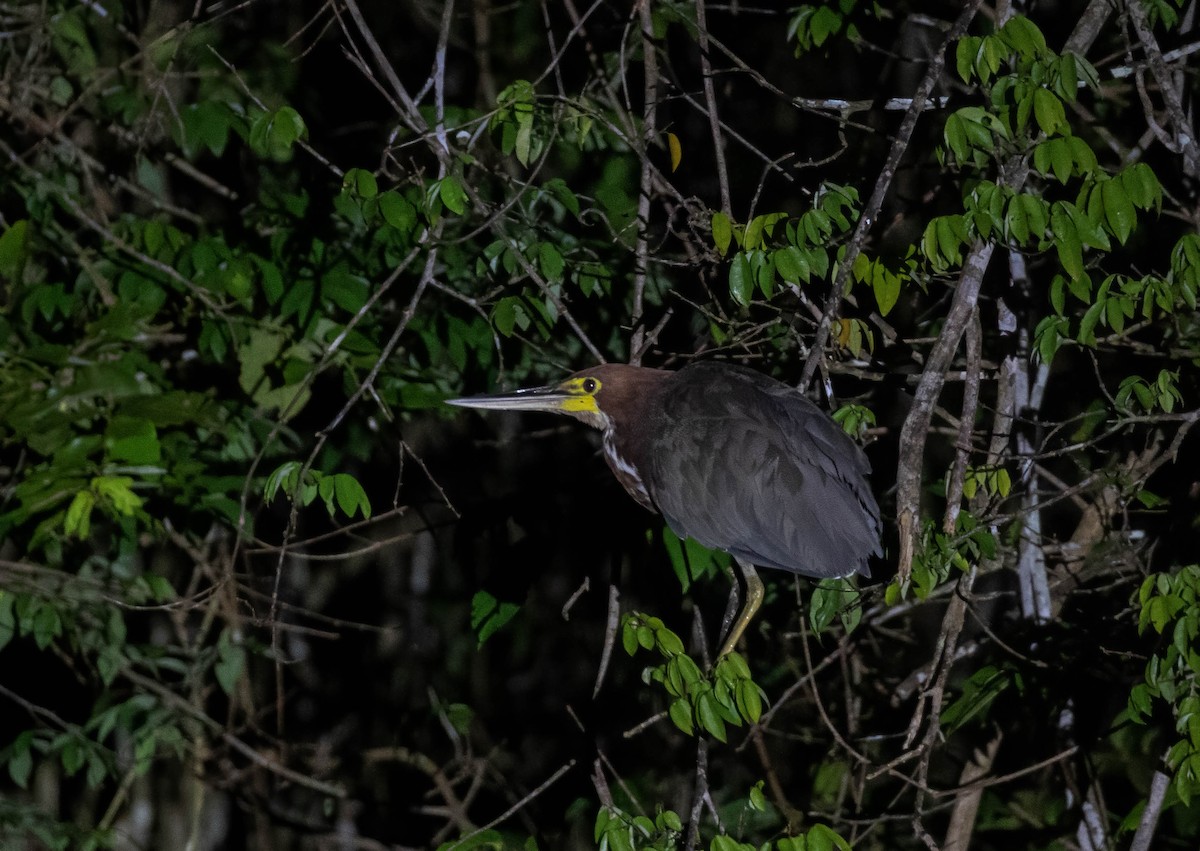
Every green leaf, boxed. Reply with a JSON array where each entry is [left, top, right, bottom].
[[332, 474, 371, 520], [179, 101, 232, 157], [1069, 197, 1110, 250], [7, 732, 33, 788], [342, 168, 378, 199], [669, 698, 694, 735], [696, 691, 728, 742], [1102, 179, 1136, 244], [514, 109, 534, 166], [710, 835, 744, 851], [712, 212, 733, 256], [144, 575, 176, 603], [1006, 195, 1030, 244], [1067, 135, 1098, 177], [215, 630, 246, 695], [774, 245, 811, 284], [1050, 203, 1084, 280], [249, 106, 307, 161], [1122, 162, 1162, 211], [1077, 300, 1103, 346], [981, 36, 1005, 82], [264, 461, 302, 504], [655, 626, 685, 657], [64, 490, 95, 539], [323, 268, 370, 314], [32, 604, 62, 649], [810, 579, 855, 635], [956, 36, 980, 82], [735, 680, 763, 723], [594, 807, 612, 843], [1033, 88, 1066, 136], [0, 219, 29, 281], [93, 476, 144, 516], [538, 242, 565, 282], [806, 823, 853, 851], [936, 216, 966, 268], [439, 175, 469, 215], [1055, 54, 1079, 99], [378, 190, 417, 231], [491, 296, 519, 337], [636, 625, 654, 650], [543, 177, 580, 217], [0, 594, 14, 652], [470, 590, 520, 646], [105, 416, 162, 465], [944, 112, 969, 163], [621, 619, 640, 656], [1047, 138, 1073, 182], [1050, 275, 1066, 316], [809, 5, 843, 47], [729, 253, 753, 306], [751, 249, 776, 297], [872, 267, 901, 316], [942, 665, 1018, 733]]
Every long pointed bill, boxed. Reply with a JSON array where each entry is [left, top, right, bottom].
[[445, 385, 574, 414]]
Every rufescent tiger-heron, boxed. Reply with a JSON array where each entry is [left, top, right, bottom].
[[447, 361, 882, 657]]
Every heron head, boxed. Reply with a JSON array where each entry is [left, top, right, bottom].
[[446, 363, 669, 432]]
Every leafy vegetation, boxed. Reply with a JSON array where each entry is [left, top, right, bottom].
[[2, 1, 1199, 849]]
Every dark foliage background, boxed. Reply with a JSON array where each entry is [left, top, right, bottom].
[[2, 1, 1200, 849]]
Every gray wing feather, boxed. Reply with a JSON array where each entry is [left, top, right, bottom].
[[645, 364, 880, 579]]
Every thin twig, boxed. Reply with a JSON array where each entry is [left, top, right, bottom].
[[593, 583, 620, 698], [451, 761, 577, 846], [944, 308, 982, 532], [629, 0, 659, 365], [693, 0, 731, 215]]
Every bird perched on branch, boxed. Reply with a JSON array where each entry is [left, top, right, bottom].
[[448, 361, 881, 656]]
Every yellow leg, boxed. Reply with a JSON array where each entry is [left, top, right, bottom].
[[718, 559, 764, 657]]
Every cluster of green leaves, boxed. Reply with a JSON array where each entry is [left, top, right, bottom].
[[961, 465, 1013, 501], [955, 16, 1092, 133], [1035, 248, 1195, 363], [715, 185, 856, 295], [0, 798, 110, 851], [807, 578, 862, 635], [709, 824, 852, 851], [941, 664, 1024, 735], [594, 804, 851, 851], [0, 5, 426, 841], [848, 247, 917, 319], [714, 184, 883, 354], [469, 590, 522, 647], [712, 184, 910, 356], [1127, 566, 1200, 804], [888, 513, 997, 603], [263, 460, 372, 520], [621, 614, 765, 742], [595, 806, 684, 851], [929, 19, 1163, 288], [1116, 370, 1184, 414], [786, 0, 880, 54], [491, 80, 544, 167], [920, 13, 1196, 444], [661, 526, 731, 593], [831, 403, 876, 441]]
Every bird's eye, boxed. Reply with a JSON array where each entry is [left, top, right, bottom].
[[582, 377, 598, 393]]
